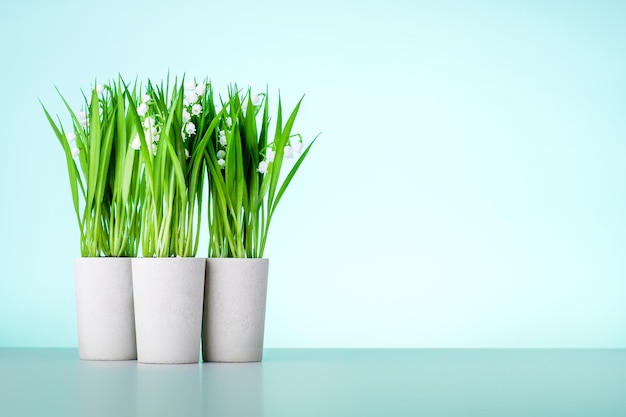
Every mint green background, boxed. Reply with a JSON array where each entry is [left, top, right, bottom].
[[0, 0, 625, 348]]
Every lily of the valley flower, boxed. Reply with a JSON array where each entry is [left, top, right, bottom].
[[218, 129, 227, 146], [284, 145, 294, 158], [217, 158, 226, 167], [216, 149, 226, 159], [137, 102, 148, 117], [66, 132, 76, 143], [191, 104, 202, 116], [185, 122, 196, 136], [131, 134, 141, 150], [226, 117, 232, 128], [185, 148, 190, 159], [184, 81, 196, 91], [96, 84, 104, 94], [185, 92, 198, 104], [257, 160, 269, 174], [141, 94, 151, 103], [77, 111, 88, 127], [149, 142, 157, 156], [71, 148, 81, 157], [293, 141, 304, 153], [194, 83, 206, 96], [267, 149, 275, 162], [142, 116, 155, 129], [182, 109, 191, 123]]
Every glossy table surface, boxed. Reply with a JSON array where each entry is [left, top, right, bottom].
[[0, 348, 625, 416]]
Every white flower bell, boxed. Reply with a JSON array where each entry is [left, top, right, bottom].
[[131, 134, 141, 150], [185, 148, 190, 159], [226, 117, 232, 128], [191, 104, 202, 116], [219, 135, 227, 146], [217, 158, 226, 167], [216, 150, 226, 159], [71, 148, 81, 157], [194, 83, 206, 96], [141, 94, 151, 103], [284, 145, 294, 158], [293, 141, 304, 153], [137, 103, 148, 117], [183, 109, 191, 123], [267, 149, 275, 162], [184, 81, 196, 91], [257, 160, 269, 174], [185, 92, 198, 104], [185, 122, 197, 136], [96, 84, 104, 94], [251, 94, 260, 105], [66, 132, 77, 143]]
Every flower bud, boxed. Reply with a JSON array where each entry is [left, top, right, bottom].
[[257, 160, 269, 174]]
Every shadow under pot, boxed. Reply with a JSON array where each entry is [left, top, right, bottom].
[[131, 257, 206, 364], [74, 257, 137, 361], [202, 258, 269, 363]]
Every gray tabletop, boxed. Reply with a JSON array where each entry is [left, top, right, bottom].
[[1, 348, 625, 416]]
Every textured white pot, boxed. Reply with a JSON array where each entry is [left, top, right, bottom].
[[74, 257, 137, 361], [132, 257, 206, 364], [203, 258, 269, 362]]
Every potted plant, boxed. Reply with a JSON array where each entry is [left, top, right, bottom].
[[129, 78, 226, 364], [202, 86, 317, 362], [42, 79, 142, 360]]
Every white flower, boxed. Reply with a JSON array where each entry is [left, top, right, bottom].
[[284, 145, 294, 158], [137, 102, 148, 117], [182, 132, 187, 143], [142, 116, 155, 129], [226, 117, 232, 128], [185, 122, 196, 136], [195, 83, 206, 96], [77, 111, 87, 121], [185, 92, 198, 104], [191, 104, 202, 116], [219, 135, 227, 146], [96, 84, 104, 94], [182, 109, 191, 123], [293, 141, 304, 153], [185, 148, 190, 159], [131, 134, 141, 150], [217, 158, 226, 167], [241, 99, 248, 110], [149, 142, 158, 156], [257, 160, 269, 174], [267, 149, 275, 162], [141, 94, 151, 103], [184, 81, 196, 91], [219, 130, 225, 137], [71, 148, 81, 157], [79, 118, 88, 127], [145, 128, 159, 143], [251, 94, 260, 105], [66, 132, 76, 143], [216, 150, 226, 159]]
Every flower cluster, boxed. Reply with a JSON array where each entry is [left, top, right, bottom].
[[257, 137, 304, 174], [66, 84, 108, 158], [131, 94, 160, 155], [182, 81, 206, 146]]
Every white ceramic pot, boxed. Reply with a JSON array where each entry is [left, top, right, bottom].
[[132, 257, 206, 364], [202, 258, 269, 362], [74, 257, 137, 361]]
